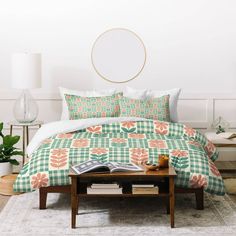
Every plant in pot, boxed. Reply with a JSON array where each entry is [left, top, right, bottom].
[[0, 122, 23, 177]]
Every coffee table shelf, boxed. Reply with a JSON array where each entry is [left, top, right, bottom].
[[69, 167, 177, 228], [78, 193, 168, 197]]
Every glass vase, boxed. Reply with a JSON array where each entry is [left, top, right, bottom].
[[13, 90, 38, 123]]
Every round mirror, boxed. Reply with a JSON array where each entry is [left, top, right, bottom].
[[91, 28, 146, 83]]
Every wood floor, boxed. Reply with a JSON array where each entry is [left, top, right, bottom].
[[0, 161, 235, 213]]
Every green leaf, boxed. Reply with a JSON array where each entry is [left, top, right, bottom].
[[3, 135, 20, 147], [8, 159, 20, 166], [127, 128, 136, 133], [3, 147, 14, 155], [10, 151, 24, 156], [121, 127, 136, 133], [0, 122, 3, 132], [179, 164, 189, 169]]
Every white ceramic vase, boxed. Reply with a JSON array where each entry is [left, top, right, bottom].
[[0, 162, 13, 177]]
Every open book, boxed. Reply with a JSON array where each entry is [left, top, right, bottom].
[[217, 132, 236, 139], [72, 160, 143, 175]]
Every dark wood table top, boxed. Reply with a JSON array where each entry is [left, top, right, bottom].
[[69, 166, 176, 178]]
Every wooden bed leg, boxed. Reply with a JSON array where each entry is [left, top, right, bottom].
[[195, 187, 204, 210], [39, 187, 48, 209]]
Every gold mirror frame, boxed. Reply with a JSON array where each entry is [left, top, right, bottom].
[[91, 28, 147, 83]]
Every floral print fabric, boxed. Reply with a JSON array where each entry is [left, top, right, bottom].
[[119, 95, 170, 121], [65, 93, 121, 119], [14, 120, 225, 195]]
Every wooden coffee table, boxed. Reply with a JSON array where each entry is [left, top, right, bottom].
[[69, 166, 177, 228]]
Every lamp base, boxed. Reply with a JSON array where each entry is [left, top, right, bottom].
[[13, 90, 38, 123]]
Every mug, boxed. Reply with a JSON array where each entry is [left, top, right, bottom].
[[158, 154, 169, 168]]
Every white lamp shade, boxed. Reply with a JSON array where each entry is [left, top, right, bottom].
[[11, 53, 41, 89]]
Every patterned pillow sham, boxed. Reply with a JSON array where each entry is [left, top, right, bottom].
[[65, 93, 122, 119], [119, 95, 170, 121]]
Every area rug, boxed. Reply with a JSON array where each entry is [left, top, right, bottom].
[[0, 191, 236, 236]]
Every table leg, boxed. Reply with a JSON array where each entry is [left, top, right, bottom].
[[22, 126, 26, 165], [71, 176, 78, 228], [169, 176, 175, 228], [26, 126, 29, 145], [10, 125, 13, 135]]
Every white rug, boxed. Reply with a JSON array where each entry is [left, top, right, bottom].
[[0, 191, 236, 236]]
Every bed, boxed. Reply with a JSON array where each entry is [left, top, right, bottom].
[[13, 117, 225, 209], [13, 87, 225, 209]]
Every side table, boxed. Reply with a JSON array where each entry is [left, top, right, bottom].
[[8, 121, 43, 165], [205, 132, 236, 172]]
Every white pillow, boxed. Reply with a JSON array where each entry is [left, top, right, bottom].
[[59, 87, 118, 120], [123, 87, 148, 99], [125, 87, 181, 122]]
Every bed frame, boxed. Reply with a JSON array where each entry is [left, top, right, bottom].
[[39, 185, 204, 210]]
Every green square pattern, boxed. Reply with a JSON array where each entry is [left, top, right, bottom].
[[14, 120, 225, 195]]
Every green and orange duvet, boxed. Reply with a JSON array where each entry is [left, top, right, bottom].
[[14, 119, 225, 195]]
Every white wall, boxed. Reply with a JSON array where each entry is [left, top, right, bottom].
[[1, 0, 236, 161], [0, 0, 236, 119], [0, 0, 236, 93]]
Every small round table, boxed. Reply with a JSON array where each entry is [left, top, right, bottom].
[[8, 121, 43, 165]]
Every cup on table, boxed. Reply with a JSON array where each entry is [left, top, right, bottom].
[[158, 154, 169, 168]]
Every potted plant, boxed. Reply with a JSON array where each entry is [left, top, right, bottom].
[[0, 122, 23, 177]]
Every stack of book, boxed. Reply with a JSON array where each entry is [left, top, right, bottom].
[[87, 183, 122, 194], [132, 184, 159, 194]]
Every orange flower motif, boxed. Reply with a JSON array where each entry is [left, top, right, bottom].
[[57, 133, 73, 139], [31, 173, 49, 189], [121, 121, 136, 129], [171, 149, 188, 157], [184, 126, 196, 137], [72, 139, 89, 148], [190, 174, 207, 188], [154, 121, 169, 135], [112, 138, 127, 143], [204, 142, 215, 157], [50, 155, 68, 169], [188, 141, 200, 147], [130, 148, 149, 164], [128, 133, 145, 139], [149, 140, 167, 149], [114, 105, 120, 112], [87, 126, 102, 133], [51, 149, 68, 157], [209, 160, 221, 177], [91, 148, 108, 155]]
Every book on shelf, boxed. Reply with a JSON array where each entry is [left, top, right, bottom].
[[91, 183, 120, 189], [217, 132, 236, 140], [71, 160, 143, 175], [132, 185, 159, 194], [87, 187, 122, 194], [132, 184, 155, 188]]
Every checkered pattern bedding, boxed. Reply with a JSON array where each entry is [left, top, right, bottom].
[[14, 120, 225, 195]]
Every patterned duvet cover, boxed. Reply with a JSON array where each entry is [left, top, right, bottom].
[[14, 120, 225, 195]]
